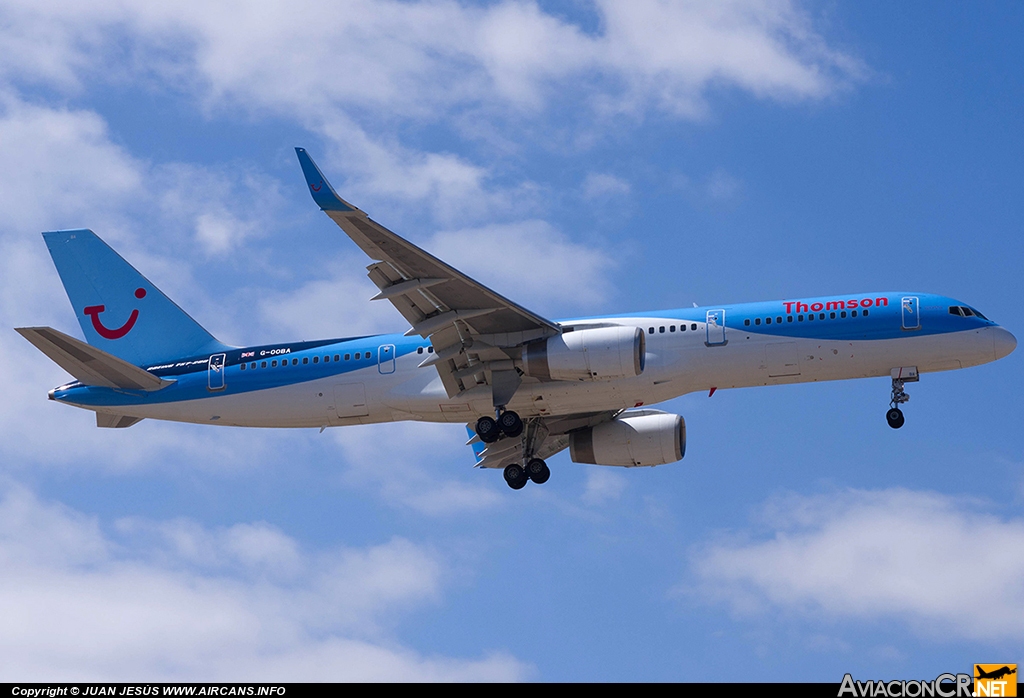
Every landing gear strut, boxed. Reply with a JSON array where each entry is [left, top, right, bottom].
[[887, 377, 910, 429]]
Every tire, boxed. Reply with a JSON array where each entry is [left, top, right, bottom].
[[503, 463, 527, 490], [526, 458, 550, 484], [475, 416, 500, 443], [498, 410, 523, 437], [886, 407, 905, 429]]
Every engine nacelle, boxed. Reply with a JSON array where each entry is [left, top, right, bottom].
[[569, 411, 685, 467], [523, 326, 645, 382]]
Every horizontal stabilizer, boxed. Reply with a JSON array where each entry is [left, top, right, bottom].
[[15, 327, 173, 391], [96, 413, 144, 428]]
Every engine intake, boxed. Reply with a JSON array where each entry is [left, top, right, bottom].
[[569, 411, 685, 467], [523, 326, 645, 382]]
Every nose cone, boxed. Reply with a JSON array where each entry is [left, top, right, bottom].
[[992, 326, 1017, 360]]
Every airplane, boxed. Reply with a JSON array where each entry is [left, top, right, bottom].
[[15, 148, 1017, 490], [975, 666, 1016, 681]]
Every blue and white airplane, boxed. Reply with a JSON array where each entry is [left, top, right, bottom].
[[17, 149, 1017, 490]]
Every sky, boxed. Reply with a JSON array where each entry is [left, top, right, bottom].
[[1, 0, 1023, 682]]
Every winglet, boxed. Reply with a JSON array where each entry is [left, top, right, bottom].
[[295, 147, 356, 212]]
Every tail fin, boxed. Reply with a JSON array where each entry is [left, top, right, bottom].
[[43, 229, 230, 367]]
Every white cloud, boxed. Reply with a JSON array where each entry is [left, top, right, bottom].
[[0, 0, 861, 220], [582, 173, 631, 201], [0, 484, 530, 681], [258, 265, 402, 339], [581, 469, 628, 505], [429, 220, 617, 313], [330, 421, 504, 516], [704, 168, 743, 202], [693, 488, 1024, 641], [0, 95, 141, 233]]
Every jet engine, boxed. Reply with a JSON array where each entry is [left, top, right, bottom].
[[523, 326, 645, 382], [569, 410, 685, 467]]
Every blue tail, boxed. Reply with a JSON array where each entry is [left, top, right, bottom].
[[43, 229, 231, 367]]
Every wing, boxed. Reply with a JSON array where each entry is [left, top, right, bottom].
[[296, 148, 560, 399]]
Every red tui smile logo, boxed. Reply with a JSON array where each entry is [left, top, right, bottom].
[[310, 181, 322, 192], [84, 287, 146, 339]]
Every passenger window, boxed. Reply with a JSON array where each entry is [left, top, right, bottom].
[[798, 315, 804, 321], [766, 317, 772, 324], [808, 314, 813, 321], [240, 363, 246, 371], [648, 327, 654, 334], [250, 362, 256, 369], [292, 358, 298, 366], [428, 347, 434, 353], [334, 355, 340, 361], [344, 354, 350, 360], [830, 312, 836, 319], [681, 324, 686, 331], [691, 323, 697, 331], [755, 318, 761, 326], [841, 311, 847, 318], [272, 360, 277, 367], [776, 317, 782, 323], [417, 347, 423, 354], [260, 361, 267, 368], [324, 355, 330, 363], [313, 356, 319, 363], [670, 325, 675, 332], [787, 316, 793, 323], [863, 310, 869, 316], [819, 313, 825, 320], [303, 357, 309, 364], [744, 319, 750, 326], [851, 310, 857, 317], [659, 326, 665, 333]]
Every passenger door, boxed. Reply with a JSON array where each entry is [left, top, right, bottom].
[[901, 296, 920, 330], [207, 353, 226, 391], [705, 309, 727, 346]]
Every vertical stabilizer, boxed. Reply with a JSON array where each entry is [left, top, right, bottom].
[[43, 229, 230, 367]]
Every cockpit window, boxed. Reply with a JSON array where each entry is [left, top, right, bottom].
[[949, 305, 989, 320]]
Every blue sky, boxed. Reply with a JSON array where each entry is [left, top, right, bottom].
[[1, 0, 1022, 682]]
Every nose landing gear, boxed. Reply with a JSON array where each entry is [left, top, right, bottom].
[[886, 367, 918, 429]]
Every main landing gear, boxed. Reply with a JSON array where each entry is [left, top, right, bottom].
[[503, 458, 550, 490], [476, 408, 550, 490], [886, 376, 910, 429], [475, 408, 523, 443]]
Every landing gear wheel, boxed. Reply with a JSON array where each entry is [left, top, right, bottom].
[[526, 458, 550, 484], [886, 407, 905, 429], [475, 416, 500, 443], [498, 410, 523, 438], [503, 463, 528, 490]]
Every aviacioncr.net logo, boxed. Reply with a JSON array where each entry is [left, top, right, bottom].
[[839, 673, 973, 698]]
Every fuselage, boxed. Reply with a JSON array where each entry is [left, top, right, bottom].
[[50, 292, 1016, 428]]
